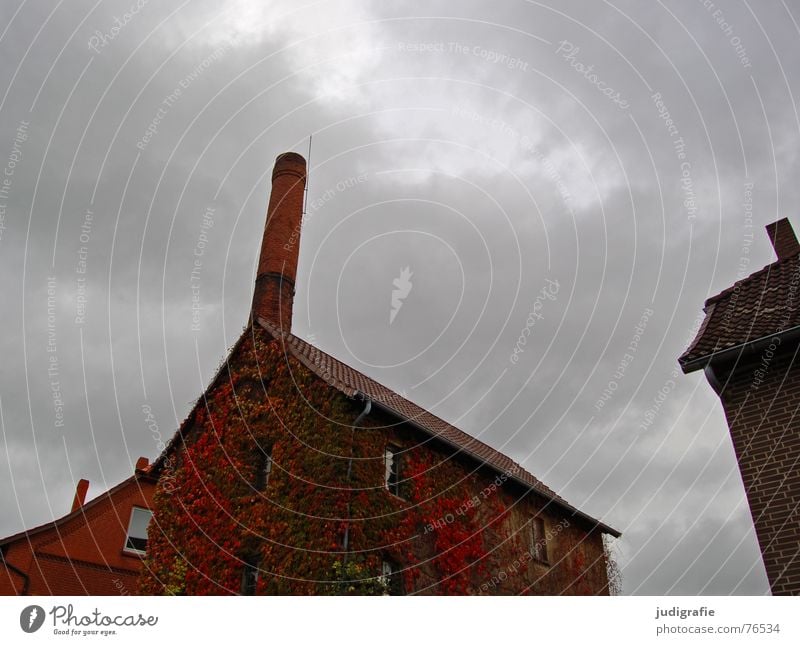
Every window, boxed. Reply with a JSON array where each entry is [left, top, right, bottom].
[[241, 555, 260, 595], [124, 507, 153, 554], [384, 446, 402, 497], [530, 517, 548, 563], [255, 446, 273, 490], [381, 558, 404, 595]]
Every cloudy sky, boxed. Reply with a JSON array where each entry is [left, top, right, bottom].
[[2, 0, 799, 595]]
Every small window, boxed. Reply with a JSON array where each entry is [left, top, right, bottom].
[[530, 517, 548, 563], [255, 446, 273, 491], [384, 446, 402, 497], [124, 507, 153, 554], [381, 559, 404, 596], [241, 555, 260, 595]]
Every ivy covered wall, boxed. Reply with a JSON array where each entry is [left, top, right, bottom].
[[140, 325, 611, 595]]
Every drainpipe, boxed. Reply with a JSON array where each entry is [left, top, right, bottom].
[[342, 393, 371, 564], [703, 362, 724, 396]]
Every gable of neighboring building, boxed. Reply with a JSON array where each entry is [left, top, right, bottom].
[[0, 472, 155, 595]]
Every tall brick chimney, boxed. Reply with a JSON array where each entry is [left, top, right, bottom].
[[251, 152, 307, 332], [765, 218, 800, 260]]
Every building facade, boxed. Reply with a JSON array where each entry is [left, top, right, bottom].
[[0, 458, 155, 595], [139, 152, 619, 595], [680, 218, 800, 596]]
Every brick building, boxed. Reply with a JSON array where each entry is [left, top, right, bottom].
[[140, 152, 620, 595], [0, 458, 155, 595], [680, 218, 800, 595]]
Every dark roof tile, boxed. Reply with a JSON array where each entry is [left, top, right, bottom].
[[680, 255, 800, 368]]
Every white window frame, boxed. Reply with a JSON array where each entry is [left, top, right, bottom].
[[123, 507, 153, 555], [384, 446, 401, 497]]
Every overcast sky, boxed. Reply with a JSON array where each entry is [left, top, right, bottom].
[[3, 0, 799, 595]]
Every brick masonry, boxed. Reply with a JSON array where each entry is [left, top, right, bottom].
[[712, 345, 800, 595], [0, 469, 155, 595], [251, 152, 307, 333], [766, 218, 800, 261]]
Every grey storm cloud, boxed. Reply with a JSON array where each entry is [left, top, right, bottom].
[[2, 0, 798, 595]]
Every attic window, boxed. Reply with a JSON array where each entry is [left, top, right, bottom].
[[123, 507, 153, 554], [255, 446, 273, 491], [384, 447, 402, 497], [530, 517, 548, 564], [241, 555, 260, 595]]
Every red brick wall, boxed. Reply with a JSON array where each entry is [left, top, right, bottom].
[[714, 343, 800, 595], [0, 558, 27, 595], [0, 474, 155, 595], [766, 219, 800, 260]]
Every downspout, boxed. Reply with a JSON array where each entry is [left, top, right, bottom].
[[1, 548, 30, 595], [703, 362, 724, 396], [342, 393, 372, 564]]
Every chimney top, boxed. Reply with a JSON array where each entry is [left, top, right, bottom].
[[766, 218, 800, 260], [135, 456, 149, 473], [71, 479, 89, 513], [272, 152, 306, 180]]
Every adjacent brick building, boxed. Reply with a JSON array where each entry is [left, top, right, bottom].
[[0, 458, 155, 595], [140, 152, 620, 595], [680, 218, 800, 595]]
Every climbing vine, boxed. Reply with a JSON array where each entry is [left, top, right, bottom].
[[139, 325, 611, 595]]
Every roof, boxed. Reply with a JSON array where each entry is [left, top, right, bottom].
[[153, 319, 619, 537], [256, 318, 620, 537], [680, 253, 800, 371], [0, 469, 154, 548]]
